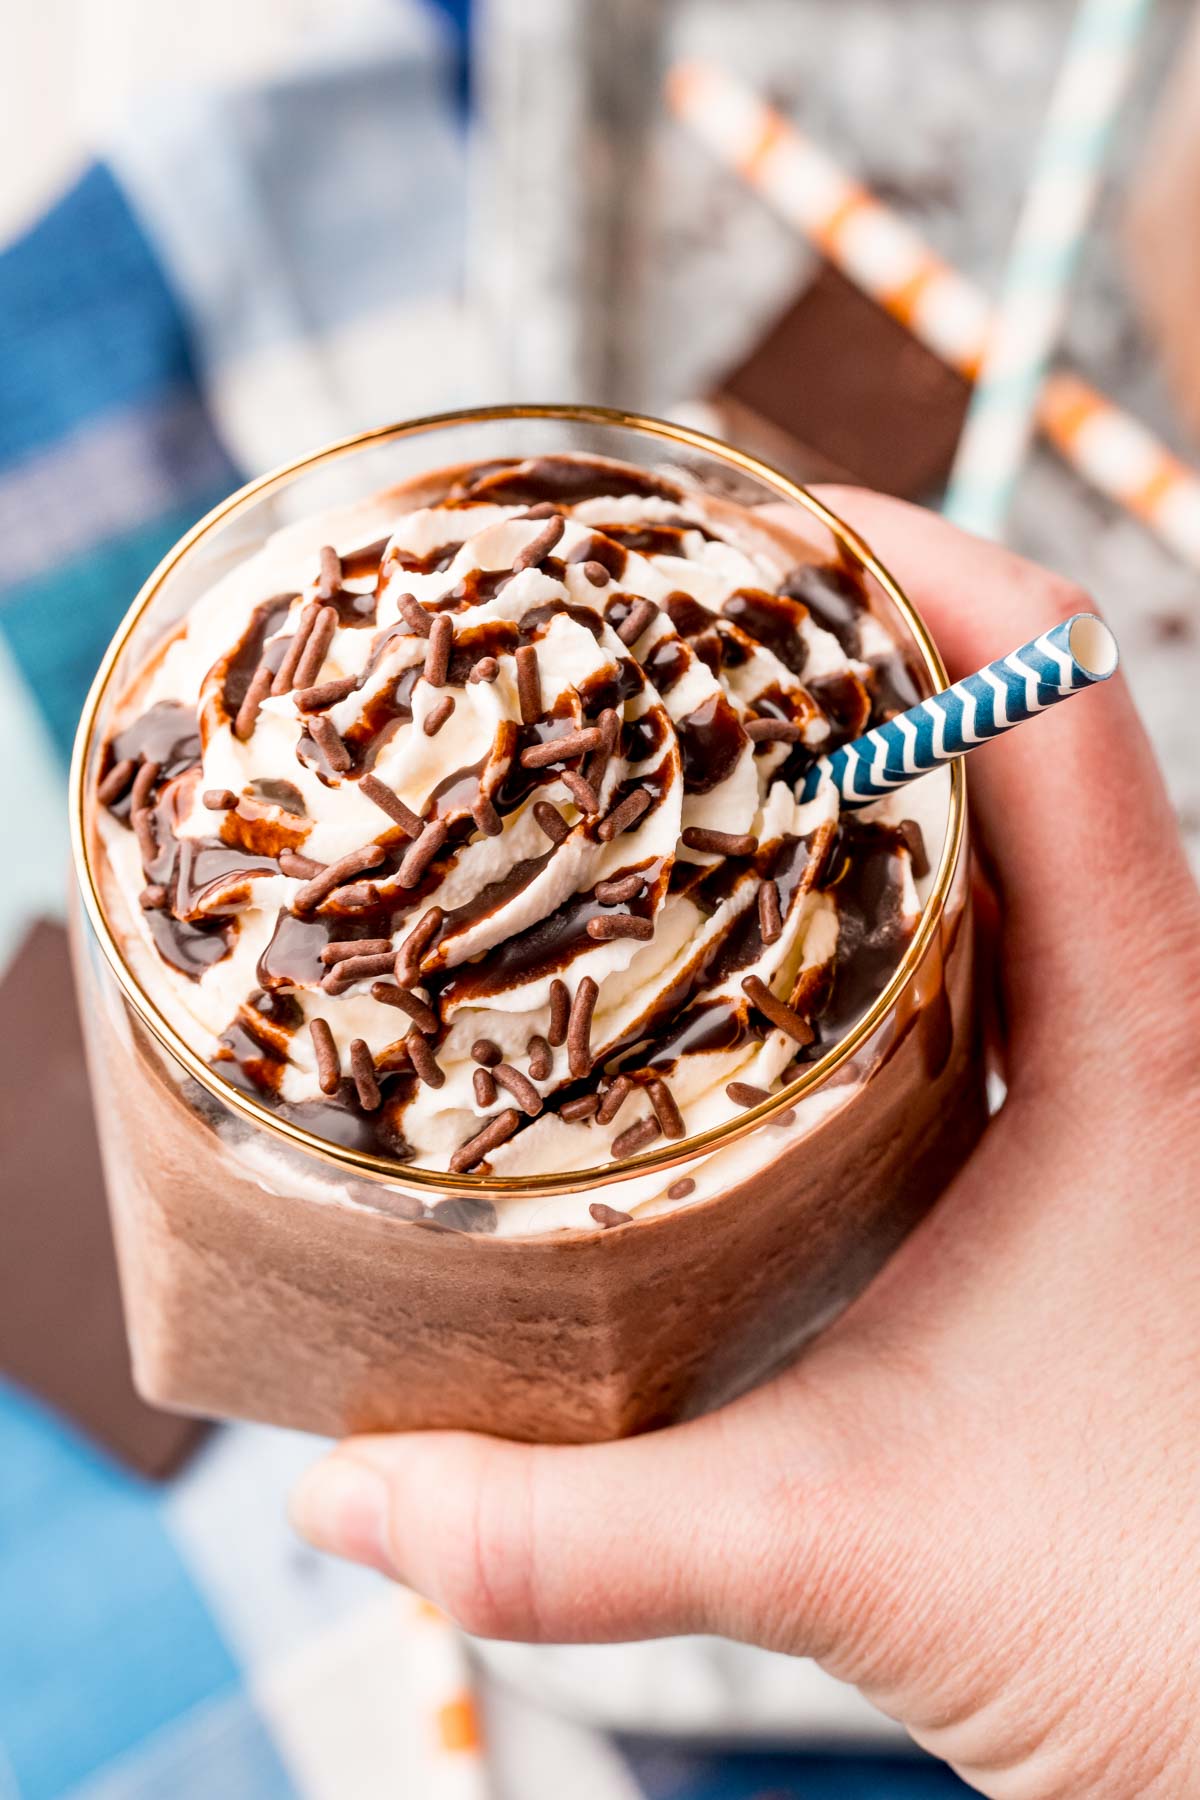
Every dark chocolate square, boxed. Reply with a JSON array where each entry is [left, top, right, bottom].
[[712, 264, 971, 500]]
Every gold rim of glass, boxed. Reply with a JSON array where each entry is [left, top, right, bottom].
[[69, 403, 965, 1198]]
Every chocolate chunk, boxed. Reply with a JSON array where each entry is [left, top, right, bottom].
[[0, 921, 206, 1477]]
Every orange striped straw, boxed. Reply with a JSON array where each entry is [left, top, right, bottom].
[[667, 59, 1200, 571], [407, 1592, 487, 1791]]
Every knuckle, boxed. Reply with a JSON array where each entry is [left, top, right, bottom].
[[406, 1440, 537, 1640]]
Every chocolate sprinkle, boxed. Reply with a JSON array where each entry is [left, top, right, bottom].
[[316, 544, 342, 599], [647, 1076, 685, 1138], [473, 1066, 497, 1107], [727, 1081, 770, 1107], [291, 605, 338, 692], [547, 978, 570, 1046], [424, 613, 453, 687], [336, 882, 381, 910], [369, 982, 438, 1033], [567, 975, 598, 1078], [321, 951, 395, 989], [471, 1038, 502, 1067], [617, 597, 658, 646], [583, 708, 618, 790], [398, 819, 448, 886], [398, 593, 432, 637], [295, 675, 358, 712], [580, 560, 610, 587], [532, 801, 569, 844], [320, 938, 391, 963], [516, 645, 542, 724], [349, 1038, 381, 1111], [97, 758, 137, 807], [562, 771, 600, 815], [519, 727, 604, 769], [560, 1093, 599, 1121], [595, 1074, 633, 1126], [598, 787, 651, 841], [666, 1177, 695, 1201], [309, 713, 351, 773], [233, 662, 272, 740], [758, 879, 783, 945], [279, 849, 325, 880], [132, 807, 158, 868], [681, 827, 757, 857], [423, 695, 454, 737], [270, 602, 319, 695], [594, 874, 641, 904], [468, 656, 499, 684], [741, 974, 816, 1045], [513, 514, 564, 571], [202, 788, 237, 812], [586, 915, 653, 941], [358, 774, 422, 837], [293, 844, 385, 911], [395, 905, 443, 983], [527, 1034, 552, 1081], [138, 884, 167, 910], [310, 1018, 340, 1094], [492, 1064, 543, 1115], [611, 1115, 661, 1158], [589, 1203, 632, 1228], [130, 758, 160, 815], [471, 793, 503, 837], [449, 1107, 520, 1173], [407, 1029, 444, 1089]]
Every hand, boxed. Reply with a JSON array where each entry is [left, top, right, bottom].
[[290, 494, 1200, 1800]]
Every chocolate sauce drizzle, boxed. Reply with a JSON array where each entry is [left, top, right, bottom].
[[98, 454, 934, 1170]]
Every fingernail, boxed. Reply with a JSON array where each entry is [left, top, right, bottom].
[[290, 1456, 392, 1573]]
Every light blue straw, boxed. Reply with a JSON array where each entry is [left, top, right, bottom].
[[943, 0, 1152, 538], [800, 613, 1118, 810]]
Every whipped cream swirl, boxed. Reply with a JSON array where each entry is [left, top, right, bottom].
[[97, 454, 932, 1205]]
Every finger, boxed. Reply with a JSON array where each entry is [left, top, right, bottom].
[[290, 1376, 863, 1650], [807, 489, 1199, 1069]]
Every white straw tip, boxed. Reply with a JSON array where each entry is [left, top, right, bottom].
[[1068, 613, 1118, 681]]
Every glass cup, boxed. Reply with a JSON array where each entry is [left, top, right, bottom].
[[69, 405, 988, 1443]]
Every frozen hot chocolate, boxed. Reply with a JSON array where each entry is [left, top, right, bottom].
[[93, 452, 943, 1229], [73, 412, 986, 1439]]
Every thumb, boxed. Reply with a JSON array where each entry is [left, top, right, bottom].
[[289, 1372, 870, 1648]]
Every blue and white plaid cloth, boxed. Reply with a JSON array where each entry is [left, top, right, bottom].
[[0, 5, 968, 1793]]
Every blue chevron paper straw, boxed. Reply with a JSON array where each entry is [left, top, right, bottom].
[[800, 614, 1118, 810]]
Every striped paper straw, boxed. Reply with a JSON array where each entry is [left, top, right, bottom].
[[945, 0, 1153, 537], [666, 60, 1200, 571], [800, 613, 1118, 809]]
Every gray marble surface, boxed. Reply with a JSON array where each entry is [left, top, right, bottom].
[[474, 0, 1199, 868]]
